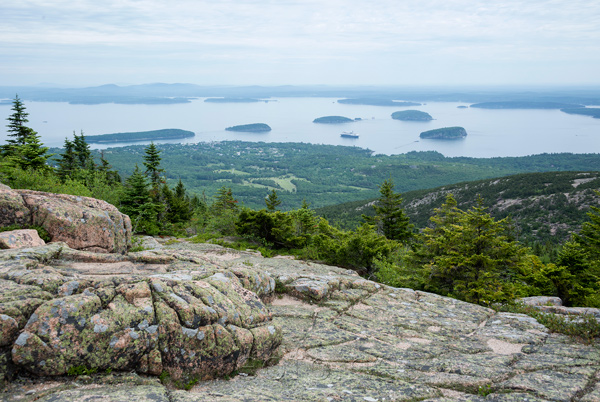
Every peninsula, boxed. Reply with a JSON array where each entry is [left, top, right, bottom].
[[313, 116, 354, 124], [561, 107, 600, 119], [85, 128, 195, 143], [470, 101, 584, 109], [204, 98, 262, 103], [391, 110, 433, 121], [338, 98, 421, 107], [420, 126, 467, 139], [225, 123, 272, 132]]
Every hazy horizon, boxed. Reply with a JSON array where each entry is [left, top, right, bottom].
[[2, 0, 599, 88]]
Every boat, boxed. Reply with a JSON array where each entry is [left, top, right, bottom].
[[340, 131, 359, 139]]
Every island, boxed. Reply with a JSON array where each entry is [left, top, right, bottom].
[[313, 116, 354, 124], [337, 98, 421, 107], [225, 123, 272, 132], [85, 128, 195, 143], [457, 105, 468, 109], [561, 108, 600, 119], [470, 101, 584, 109], [204, 98, 262, 103], [420, 126, 467, 140], [68, 97, 192, 105], [391, 110, 433, 121]]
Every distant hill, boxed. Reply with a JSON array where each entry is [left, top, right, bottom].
[[225, 123, 272, 132], [338, 98, 421, 107], [315, 171, 600, 244], [313, 116, 354, 124], [420, 127, 466, 139], [85, 129, 195, 143], [391, 110, 433, 121], [471, 101, 584, 109]]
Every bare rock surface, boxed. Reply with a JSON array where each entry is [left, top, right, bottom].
[[1, 240, 599, 402], [0, 184, 131, 253], [0, 229, 45, 250]]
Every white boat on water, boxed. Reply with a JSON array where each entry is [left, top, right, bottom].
[[340, 131, 359, 138]]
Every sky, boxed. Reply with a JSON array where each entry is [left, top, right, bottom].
[[1, 0, 599, 87]]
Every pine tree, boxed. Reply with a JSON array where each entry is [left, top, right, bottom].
[[72, 131, 94, 170], [2, 95, 30, 154], [120, 165, 159, 234], [168, 179, 192, 223], [213, 186, 238, 212], [143, 142, 164, 189], [10, 129, 53, 171], [98, 150, 121, 184], [56, 137, 77, 179], [410, 195, 528, 305], [363, 179, 413, 242], [265, 189, 281, 211]]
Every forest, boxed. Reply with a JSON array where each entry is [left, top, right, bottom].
[[1, 96, 599, 330]]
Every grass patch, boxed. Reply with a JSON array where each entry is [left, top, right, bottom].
[[67, 366, 98, 376], [496, 303, 600, 344], [213, 169, 251, 176]]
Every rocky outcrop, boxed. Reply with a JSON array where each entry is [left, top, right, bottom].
[[0, 229, 45, 249], [0, 242, 281, 389], [0, 185, 131, 253], [1, 240, 599, 402]]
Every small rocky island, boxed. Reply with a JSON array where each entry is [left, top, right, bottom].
[[225, 123, 272, 132], [85, 129, 195, 144], [313, 116, 354, 124], [391, 110, 433, 121], [420, 126, 467, 139]]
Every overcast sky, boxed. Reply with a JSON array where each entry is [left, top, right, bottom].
[[1, 0, 599, 87]]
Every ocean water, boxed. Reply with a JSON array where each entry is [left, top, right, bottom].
[[1, 98, 599, 157]]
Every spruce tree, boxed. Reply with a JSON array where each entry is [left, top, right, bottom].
[[2, 95, 30, 154], [56, 137, 77, 179], [214, 186, 238, 212], [410, 195, 528, 305], [143, 142, 164, 189], [363, 179, 413, 242], [72, 131, 94, 170], [11, 129, 53, 171], [265, 189, 282, 211]]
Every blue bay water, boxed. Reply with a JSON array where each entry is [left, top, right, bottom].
[[1, 98, 599, 157]]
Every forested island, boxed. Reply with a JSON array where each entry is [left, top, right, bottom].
[[85, 129, 195, 143], [561, 107, 600, 119], [338, 98, 421, 107], [420, 126, 467, 139], [313, 116, 354, 124], [470, 101, 584, 109], [68, 97, 192, 105], [204, 98, 263, 103], [225, 123, 272, 132], [391, 110, 433, 121]]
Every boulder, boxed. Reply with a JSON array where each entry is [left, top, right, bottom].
[[0, 229, 45, 249], [0, 184, 30, 228], [16, 189, 131, 254]]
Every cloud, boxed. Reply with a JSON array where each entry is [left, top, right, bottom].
[[0, 0, 599, 85]]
